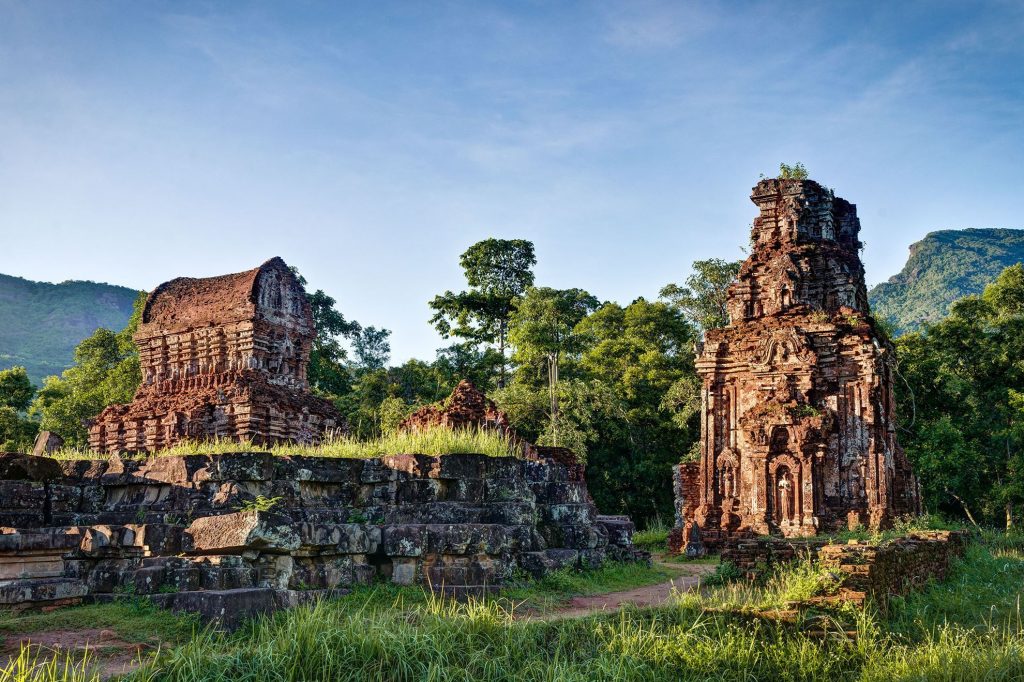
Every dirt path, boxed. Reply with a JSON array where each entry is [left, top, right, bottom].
[[530, 562, 716, 621], [0, 629, 158, 679]]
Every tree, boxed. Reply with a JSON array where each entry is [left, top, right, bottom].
[[434, 343, 500, 394], [429, 239, 536, 388], [896, 264, 1024, 529], [0, 367, 34, 412], [290, 269, 362, 396], [31, 293, 146, 445], [575, 299, 699, 520], [660, 258, 740, 334], [353, 326, 391, 372], [0, 366, 38, 451], [508, 287, 598, 447]]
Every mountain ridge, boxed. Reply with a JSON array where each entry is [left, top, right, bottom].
[[868, 228, 1024, 334], [0, 273, 141, 384]]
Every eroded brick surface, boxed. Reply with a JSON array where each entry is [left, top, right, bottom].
[[677, 179, 920, 552], [89, 257, 342, 453]]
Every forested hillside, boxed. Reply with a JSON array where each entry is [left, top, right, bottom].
[[869, 228, 1024, 334], [0, 273, 140, 384]]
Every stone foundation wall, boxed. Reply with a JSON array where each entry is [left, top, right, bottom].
[[720, 530, 967, 607], [0, 452, 641, 626], [816, 530, 967, 608], [719, 536, 828, 579]]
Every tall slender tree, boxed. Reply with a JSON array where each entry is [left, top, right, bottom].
[[429, 239, 536, 388], [508, 287, 598, 446]]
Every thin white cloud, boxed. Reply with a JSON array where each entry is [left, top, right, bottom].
[[603, 0, 714, 49]]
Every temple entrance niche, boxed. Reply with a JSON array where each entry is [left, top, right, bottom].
[[773, 466, 795, 525], [717, 451, 738, 502], [767, 427, 802, 532]]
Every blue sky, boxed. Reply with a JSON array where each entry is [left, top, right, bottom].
[[1, 1, 1022, 363]]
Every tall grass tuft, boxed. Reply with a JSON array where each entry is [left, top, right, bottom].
[[0, 646, 100, 682]]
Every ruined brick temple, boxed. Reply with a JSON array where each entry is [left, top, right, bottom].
[[675, 178, 920, 550], [3, 261, 640, 624], [90, 257, 342, 453]]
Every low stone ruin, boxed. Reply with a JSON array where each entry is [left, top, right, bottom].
[[716, 530, 966, 611], [1, 258, 643, 626], [89, 257, 342, 453], [674, 177, 920, 554], [401, 380, 514, 437], [0, 448, 640, 627]]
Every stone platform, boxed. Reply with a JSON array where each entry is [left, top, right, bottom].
[[0, 451, 642, 627]]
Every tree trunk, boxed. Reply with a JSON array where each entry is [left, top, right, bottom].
[[497, 320, 507, 389], [945, 488, 981, 530], [548, 353, 559, 447], [1007, 500, 1015, 532]]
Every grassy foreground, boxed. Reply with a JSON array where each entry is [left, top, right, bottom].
[[4, 537, 1024, 681]]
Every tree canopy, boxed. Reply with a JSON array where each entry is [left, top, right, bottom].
[[660, 258, 740, 334], [896, 264, 1024, 528], [429, 239, 536, 388]]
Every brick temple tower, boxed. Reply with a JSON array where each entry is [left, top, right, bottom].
[[89, 257, 342, 453], [676, 178, 919, 549]]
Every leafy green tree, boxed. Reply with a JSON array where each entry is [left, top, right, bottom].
[[434, 343, 501, 393], [896, 264, 1024, 529], [305, 289, 362, 395], [353, 326, 391, 372], [378, 396, 413, 435], [660, 258, 740, 335], [0, 366, 38, 450], [0, 367, 34, 412], [575, 299, 699, 520], [429, 239, 536, 388], [30, 293, 146, 445], [508, 287, 598, 447], [290, 269, 362, 396]]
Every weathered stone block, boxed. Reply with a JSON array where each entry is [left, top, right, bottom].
[[183, 511, 299, 554], [438, 454, 487, 480], [0, 481, 47, 510], [0, 453, 62, 481], [382, 525, 426, 557]]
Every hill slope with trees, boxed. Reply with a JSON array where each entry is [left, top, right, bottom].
[[869, 228, 1024, 334], [0, 273, 140, 384]]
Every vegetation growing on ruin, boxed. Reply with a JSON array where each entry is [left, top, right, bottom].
[[47, 425, 519, 461]]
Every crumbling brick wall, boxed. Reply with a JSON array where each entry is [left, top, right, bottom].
[[89, 258, 342, 453], [816, 530, 967, 609], [677, 178, 920, 554], [716, 530, 967, 609]]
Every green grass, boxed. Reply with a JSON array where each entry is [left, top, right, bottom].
[[7, 539, 1024, 681], [633, 518, 670, 552], [0, 599, 198, 646], [500, 561, 679, 611], [47, 426, 519, 461]]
